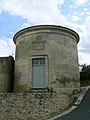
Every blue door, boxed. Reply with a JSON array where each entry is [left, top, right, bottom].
[[32, 58, 45, 88]]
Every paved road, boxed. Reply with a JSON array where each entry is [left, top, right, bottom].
[[55, 88, 90, 120]]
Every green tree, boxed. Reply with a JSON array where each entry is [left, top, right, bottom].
[[80, 64, 90, 86]]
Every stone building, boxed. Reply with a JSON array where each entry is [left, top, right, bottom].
[[13, 25, 80, 92], [0, 25, 80, 119]]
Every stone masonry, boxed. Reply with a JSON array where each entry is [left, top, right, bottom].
[[0, 56, 14, 92], [13, 25, 80, 92], [0, 91, 75, 120]]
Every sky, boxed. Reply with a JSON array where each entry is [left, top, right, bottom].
[[0, 0, 90, 64]]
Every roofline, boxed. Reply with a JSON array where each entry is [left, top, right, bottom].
[[13, 25, 80, 44]]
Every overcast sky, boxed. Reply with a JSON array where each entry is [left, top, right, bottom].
[[0, 0, 90, 64]]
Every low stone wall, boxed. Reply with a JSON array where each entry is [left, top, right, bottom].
[[0, 56, 14, 92], [0, 91, 75, 120]]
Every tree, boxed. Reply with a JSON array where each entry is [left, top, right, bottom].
[[80, 64, 90, 86]]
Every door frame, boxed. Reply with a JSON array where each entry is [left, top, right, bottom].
[[29, 55, 49, 88], [32, 58, 45, 88]]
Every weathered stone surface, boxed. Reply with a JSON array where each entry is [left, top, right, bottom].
[[0, 91, 75, 120], [13, 25, 80, 92], [0, 56, 14, 92], [0, 25, 80, 119]]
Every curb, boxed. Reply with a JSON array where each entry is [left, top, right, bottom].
[[47, 86, 90, 120]]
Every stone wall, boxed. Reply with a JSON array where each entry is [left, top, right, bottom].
[[0, 91, 75, 120], [0, 56, 14, 92]]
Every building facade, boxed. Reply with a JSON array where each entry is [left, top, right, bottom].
[[0, 25, 80, 119], [13, 25, 80, 92]]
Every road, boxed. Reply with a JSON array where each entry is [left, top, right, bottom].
[[55, 88, 90, 120]]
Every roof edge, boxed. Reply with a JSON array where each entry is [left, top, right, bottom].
[[13, 25, 80, 44]]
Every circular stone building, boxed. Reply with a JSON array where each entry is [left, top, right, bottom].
[[13, 25, 80, 92]]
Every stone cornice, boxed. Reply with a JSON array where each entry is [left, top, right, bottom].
[[13, 25, 80, 44]]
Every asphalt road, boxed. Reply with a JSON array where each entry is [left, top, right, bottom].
[[55, 88, 90, 120]]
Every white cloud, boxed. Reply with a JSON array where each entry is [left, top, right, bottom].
[[78, 51, 90, 64], [65, 12, 90, 64], [0, 0, 68, 25], [0, 0, 67, 60], [0, 0, 68, 58], [76, 0, 88, 4], [84, 8, 88, 11], [72, 16, 80, 22], [77, 16, 90, 64], [70, 0, 89, 9], [0, 38, 15, 57], [74, 0, 88, 7], [79, 16, 90, 49], [85, 16, 90, 31], [0, 0, 90, 64]]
